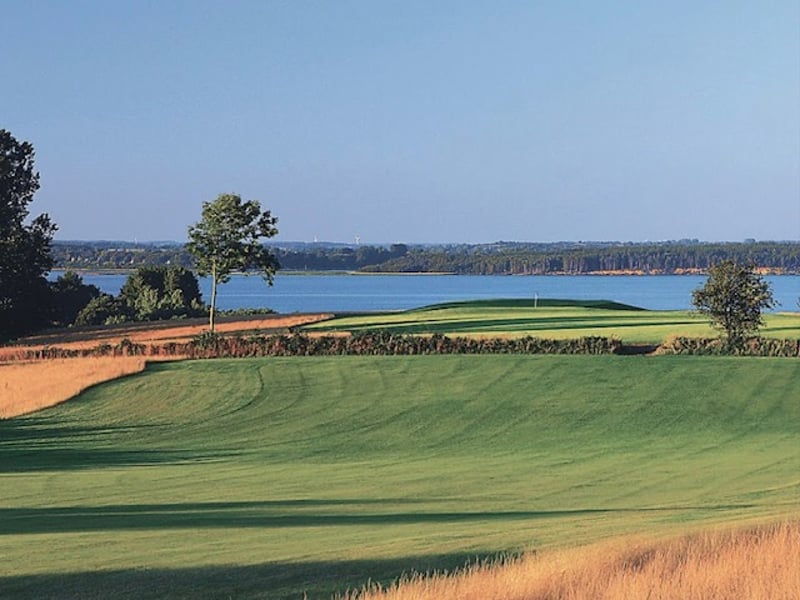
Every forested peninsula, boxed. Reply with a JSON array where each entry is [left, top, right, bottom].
[[53, 240, 800, 275]]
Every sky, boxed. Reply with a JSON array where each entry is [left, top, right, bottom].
[[3, 1, 799, 244]]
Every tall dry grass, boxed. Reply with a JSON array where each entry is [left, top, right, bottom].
[[5, 313, 332, 354], [345, 521, 800, 600], [0, 357, 146, 418]]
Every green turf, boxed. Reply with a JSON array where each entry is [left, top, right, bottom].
[[1, 355, 799, 598], [302, 299, 800, 343]]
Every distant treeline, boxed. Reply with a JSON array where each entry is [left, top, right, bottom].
[[53, 242, 195, 269], [52, 242, 410, 271], [53, 241, 800, 274], [361, 242, 800, 274]]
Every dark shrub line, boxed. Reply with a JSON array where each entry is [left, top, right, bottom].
[[18, 333, 799, 361], [185, 332, 622, 358], [20, 332, 621, 360], [659, 337, 800, 357]]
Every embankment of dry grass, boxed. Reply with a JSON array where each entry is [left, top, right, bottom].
[[0, 313, 332, 357], [0, 314, 334, 417], [345, 520, 800, 600], [0, 357, 147, 418]]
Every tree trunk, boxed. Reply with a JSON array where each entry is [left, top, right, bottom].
[[209, 260, 217, 333]]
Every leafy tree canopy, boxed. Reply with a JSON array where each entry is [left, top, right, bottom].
[[0, 129, 57, 339], [74, 294, 121, 327], [186, 193, 279, 332], [50, 271, 102, 326], [73, 266, 205, 326], [118, 265, 204, 321], [691, 260, 776, 347]]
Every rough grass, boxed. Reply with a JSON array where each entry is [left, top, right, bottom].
[[0, 357, 146, 418], [303, 299, 800, 343], [2, 313, 331, 355], [1, 355, 799, 598], [345, 520, 800, 600]]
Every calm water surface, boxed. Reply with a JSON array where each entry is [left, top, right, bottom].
[[62, 273, 800, 313]]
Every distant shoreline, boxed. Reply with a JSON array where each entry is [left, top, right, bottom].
[[50, 268, 798, 277]]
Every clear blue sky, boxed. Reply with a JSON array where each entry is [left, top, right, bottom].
[[3, 1, 799, 244]]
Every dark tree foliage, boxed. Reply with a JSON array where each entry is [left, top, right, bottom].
[[0, 129, 57, 339], [74, 266, 204, 326], [692, 260, 776, 348], [49, 271, 102, 326], [275, 243, 409, 271], [187, 193, 279, 332], [74, 294, 122, 327], [51, 240, 800, 274], [118, 265, 204, 321], [52, 242, 194, 269], [361, 242, 800, 274]]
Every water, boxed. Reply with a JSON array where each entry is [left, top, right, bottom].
[[54, 272, 800, 313]]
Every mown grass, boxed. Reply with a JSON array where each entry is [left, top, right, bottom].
[[302, 298, 800, 343], [1, 354, 799, 598]]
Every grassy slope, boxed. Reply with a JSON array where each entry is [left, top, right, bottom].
[[302, 299, 800, 343], [2, 355, 799, 598], [350, 521, 800, 600]]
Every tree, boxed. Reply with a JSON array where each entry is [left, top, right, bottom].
[[0, 129, 57, 339], [119, 265, 204, 321], [75, 294, 123, 327], [69, 266, 204, 327], [186, 193, 279, 332], [49, 271, 102, 326], [692, 260, 776, 348]]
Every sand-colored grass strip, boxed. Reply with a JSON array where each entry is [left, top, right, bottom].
[[6, 314, 333, 354], [344, 520, 800, 600], [0, 356, 147, 419]]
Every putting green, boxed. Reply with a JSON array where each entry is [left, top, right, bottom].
[[302, 299, 800, 343]]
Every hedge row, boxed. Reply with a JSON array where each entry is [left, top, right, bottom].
[[184, 332, 622, 358], [659, 336, 800, 357], [21, 333, 799, 360], [22, 338, 151, 360], [21, 332, 622, 360]]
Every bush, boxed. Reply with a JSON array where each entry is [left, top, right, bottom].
[[164, 332, 623, 359], [75, 294, 128, 326], [118, 266, 205, 322], [21, 332, 800, 362], [659, 336, 800, 357], [49, 271, 102, 326], [216, 308, 276, 317]]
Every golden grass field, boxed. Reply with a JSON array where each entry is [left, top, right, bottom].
[[1, 313, 331, 355], [0, 314, 331, 418], [0, 356, 147, 418], [346, 520, 800, 600]]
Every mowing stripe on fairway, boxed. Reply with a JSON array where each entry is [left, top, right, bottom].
[[1, 354, 799, 599]]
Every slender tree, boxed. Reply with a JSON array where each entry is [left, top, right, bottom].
[[186, 193, 279, 332], [0, 129, 57, 339], [692, 260, 776, 348]]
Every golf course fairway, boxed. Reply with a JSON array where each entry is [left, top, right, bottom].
[[1, 354, 799, 598], [301, 298, 800, 343]]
